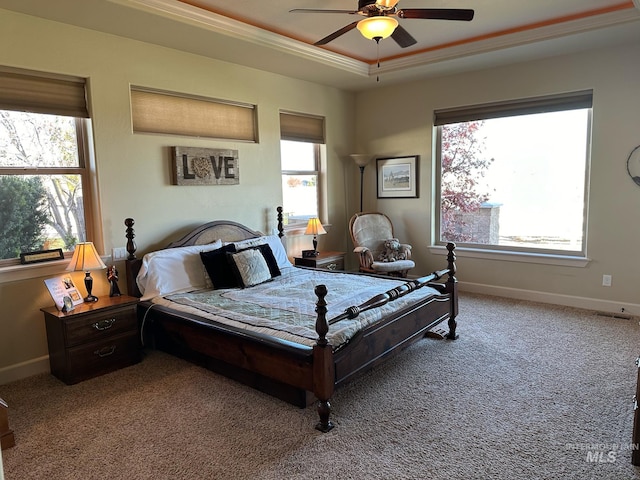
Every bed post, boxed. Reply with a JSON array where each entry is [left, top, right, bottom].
[[313, 284, 335, 432], [445, 242, 459, 340], [124, 218, 142, 298], [276, 206, 284, 238]]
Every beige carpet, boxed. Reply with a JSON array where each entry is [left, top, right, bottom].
[[2, 293, 640, 480]]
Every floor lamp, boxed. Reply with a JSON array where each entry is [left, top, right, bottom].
[[350, 154, 372, 212]]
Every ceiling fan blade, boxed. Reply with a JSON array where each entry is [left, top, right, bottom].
[[391, 25, 417, 48], [314, 21, 359, 46], [290, 9, 359, 14], [397, 8, 474, 21]]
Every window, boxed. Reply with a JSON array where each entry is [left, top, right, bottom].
[[279, 111, 325, 227], [435, 91, 592, 257], [0, 68, 96, 265], [280, 140, 321, 225]]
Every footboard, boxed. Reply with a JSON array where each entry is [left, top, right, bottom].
[[311, 243, 457, 432]]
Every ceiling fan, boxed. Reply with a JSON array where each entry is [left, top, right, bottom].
[[291, 0, 474, 48]]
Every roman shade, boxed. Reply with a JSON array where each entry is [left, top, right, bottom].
[[131, 87, 257, 142], [434, 90, 593, 125], [0, 67, 88, 118], [280, 111, 325, 144]]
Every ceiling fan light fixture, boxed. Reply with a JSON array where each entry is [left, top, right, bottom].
[[375, 0, 399, 8], [356, 16, 398, 40]]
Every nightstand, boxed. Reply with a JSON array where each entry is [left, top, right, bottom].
[[0, 397, 14, 450], [294, 251, 345, 271], [41, 295, 141, 385]]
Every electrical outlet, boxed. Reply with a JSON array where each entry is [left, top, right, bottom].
[[112, 247, 127, 261], [602, 274, 612, 287]]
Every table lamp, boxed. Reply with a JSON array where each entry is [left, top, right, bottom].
[[304, 218, 326, 256], [66, 242, 107, 302]]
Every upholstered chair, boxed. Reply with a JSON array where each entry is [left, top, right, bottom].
[[349, 212, 415, 278]]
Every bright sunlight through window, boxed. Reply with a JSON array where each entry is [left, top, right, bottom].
[[436, 96, 591, 256]]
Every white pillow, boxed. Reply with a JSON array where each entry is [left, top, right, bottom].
[[229, 235, 292, 270], [137, 240, 222, 300]]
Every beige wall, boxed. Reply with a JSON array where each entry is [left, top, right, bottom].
[[0, 9, 357, 382], [355, 41, 640, 311]]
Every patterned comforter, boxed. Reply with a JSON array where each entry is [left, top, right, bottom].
[[150, 266, 441, 349]]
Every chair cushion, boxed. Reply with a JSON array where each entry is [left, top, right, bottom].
[[371, 259, 415, 273]]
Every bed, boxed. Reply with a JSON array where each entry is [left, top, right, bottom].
[[124, 208, 458, 432]]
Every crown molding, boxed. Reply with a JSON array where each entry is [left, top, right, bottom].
[[113, 0, 639, 80], [113, 0, 369, 77], [375, 7, 640, 76]]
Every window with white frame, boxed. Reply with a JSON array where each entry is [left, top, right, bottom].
[[0, 68, 96, 264], [279, 111, 325, 226], [434, 91, 592, 256]]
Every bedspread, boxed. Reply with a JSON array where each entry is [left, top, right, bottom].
[[151, 267, 440, 349]]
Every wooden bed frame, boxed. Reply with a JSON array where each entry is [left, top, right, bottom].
[[124, 208, 458, 432]]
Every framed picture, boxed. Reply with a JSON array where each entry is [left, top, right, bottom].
[[376, 155, 419, 199], [20, 248, 64, 264], [44, 276, 84, 311]]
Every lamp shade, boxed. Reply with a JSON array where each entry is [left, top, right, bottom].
[[66, 242, 106, 272], [350, 154, 372, 167], [304, 218, 327, 236], [357, 16, 399, 40]]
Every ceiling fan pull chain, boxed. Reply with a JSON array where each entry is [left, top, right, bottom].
[[376, 37, 381, 82]]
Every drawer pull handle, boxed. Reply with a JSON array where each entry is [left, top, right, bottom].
[[326, 263, 337, 271], [92, 318, 116, 331], [94, 345, 116, 358]]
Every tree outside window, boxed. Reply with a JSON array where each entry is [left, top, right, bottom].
[[0, 110, 88, 261]]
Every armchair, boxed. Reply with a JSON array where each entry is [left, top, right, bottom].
[[349, 212, 415, 278]]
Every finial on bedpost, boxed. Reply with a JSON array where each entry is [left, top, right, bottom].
[[277, 206, 284, 238], [314, 284, 329, 345], [125, 218, 137, 260], [446, 242, 456, 280]]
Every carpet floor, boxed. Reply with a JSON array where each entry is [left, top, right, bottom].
[[2, 293, 640, 479]]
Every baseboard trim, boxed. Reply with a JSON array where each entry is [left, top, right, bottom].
[[459, 282, 640, 317], [0, 356, 49, 386]]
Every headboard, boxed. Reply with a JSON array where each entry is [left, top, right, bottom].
[[124, 207, 285, 297]]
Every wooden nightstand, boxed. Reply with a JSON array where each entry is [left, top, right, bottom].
[[0, 397, 14, 450], [41, 295, 141, 385], [294, 251, 345, 271]]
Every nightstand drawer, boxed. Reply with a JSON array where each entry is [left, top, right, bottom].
[[315, 257, 344, 271], [294, 251, 346, 271], [64, 332, 140, 384], [64, 306, 137, 346]]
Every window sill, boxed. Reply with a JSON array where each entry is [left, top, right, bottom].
[[283, 223, 332, 236], [0, 253, 112, 284], [428, 245, 590, 267], [0, 259, 71, 284]]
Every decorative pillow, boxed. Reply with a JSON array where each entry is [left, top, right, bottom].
[[200, 244, 239, 290], [378, 238, 407, 263], [228, 247, 272, 288], [227, 235, 292, 270], [136, 240, 223, 300], [254, 243, 281, 278]]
